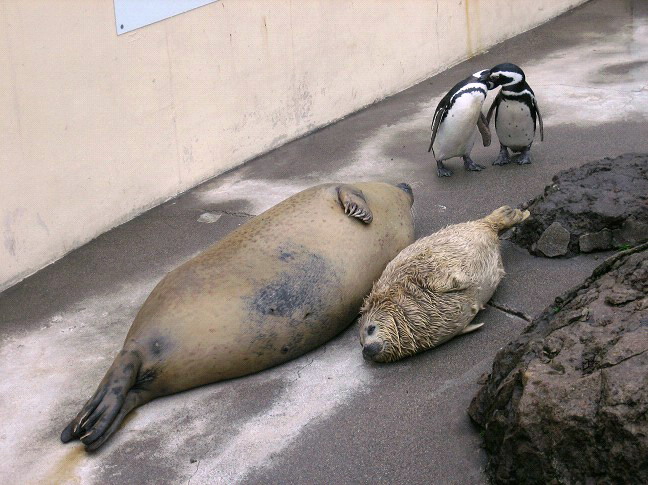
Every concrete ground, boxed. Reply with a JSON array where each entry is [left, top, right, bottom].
[[1, 0, 647, 483]]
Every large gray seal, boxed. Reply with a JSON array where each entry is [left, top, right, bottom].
[[61, 182, 415, 450]]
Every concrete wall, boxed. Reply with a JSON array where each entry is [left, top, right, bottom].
[[0, 0, 586, 291]]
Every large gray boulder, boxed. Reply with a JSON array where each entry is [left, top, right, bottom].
[[469, 243, 648, 484], [509, 153, 648, 257]]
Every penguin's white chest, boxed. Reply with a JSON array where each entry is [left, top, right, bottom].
[[433, 93, 483, 160], [495, 100, 535, 150]]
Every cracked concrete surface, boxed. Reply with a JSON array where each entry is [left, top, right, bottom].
[[1, 0, 648, 483]]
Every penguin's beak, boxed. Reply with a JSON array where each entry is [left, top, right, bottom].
[[478, 69, 492, 85], [478, 69, 491, 81]]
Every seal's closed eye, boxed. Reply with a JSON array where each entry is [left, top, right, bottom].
[[337, 185, 373, 224]]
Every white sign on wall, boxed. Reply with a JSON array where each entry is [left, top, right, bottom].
[[114, 0, 219, 35]]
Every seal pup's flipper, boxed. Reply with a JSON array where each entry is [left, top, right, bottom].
[[337, 185, 373, 224], [422, 271, 472, 294], [482, 206, 530, 233], [61, 350, 153, 451], [461, 322, 485, 334]]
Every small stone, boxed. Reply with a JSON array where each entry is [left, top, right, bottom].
[[613, 217, 648, 246], [197, 212, 222, 224], [477, 372, 489, 385], [604, 289, 642, 306], [579, 229, 612, 253], [536, 222, 570, 257]]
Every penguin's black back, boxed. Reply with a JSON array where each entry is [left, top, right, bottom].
[[434, 76, 488, 125]]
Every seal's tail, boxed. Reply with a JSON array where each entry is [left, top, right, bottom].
[[60, 350, 152, 451], [483, 206, 530, 233]]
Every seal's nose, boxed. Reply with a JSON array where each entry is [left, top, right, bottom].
[[396, 182, 413, 197], [362, 342, 383, 360]]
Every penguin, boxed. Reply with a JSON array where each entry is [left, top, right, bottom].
[[428, 69, 493, 177], [486, 63, 544, 165]]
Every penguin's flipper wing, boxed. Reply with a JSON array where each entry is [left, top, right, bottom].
[[534, 98, 544, 141], [429, 89, 454, 154], [477, 112, 491, 147], [486, 92, 501, 126], [337, 184, 373, 224], [428, 104, 446, 154]]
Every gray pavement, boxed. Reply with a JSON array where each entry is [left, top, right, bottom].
[[1, 0, 648, 483]]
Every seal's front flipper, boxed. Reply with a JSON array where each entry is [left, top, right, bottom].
[[337, 185, 373, 224], [461, 322, 484, 335]]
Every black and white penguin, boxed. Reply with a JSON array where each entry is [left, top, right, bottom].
[[486, 63, 544, 165], [428, 69, 493, 177]]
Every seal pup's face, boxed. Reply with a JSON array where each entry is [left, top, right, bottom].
[[358, 293, 421, 363], [358, 308, 390, 363]]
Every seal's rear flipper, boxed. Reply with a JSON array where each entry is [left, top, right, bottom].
[[337, 185, 373, 224], [61, 350, 152, 451], [461, 322, 485, 335], [82, 389, 151, 451]]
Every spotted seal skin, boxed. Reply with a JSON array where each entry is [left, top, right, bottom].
[[359, 206, 529, 363], [60, 182, 415, 450]]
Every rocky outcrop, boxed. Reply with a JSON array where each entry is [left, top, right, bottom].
[[508, 154, 648, 257], [469, 243, 648, 485]]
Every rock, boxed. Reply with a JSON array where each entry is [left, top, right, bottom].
[[579, 228, 612, 253], [509, 154, 648, 257], [536, 221, 570, 257], [614, 217, 648, 246], [469, 243, 648, 485]]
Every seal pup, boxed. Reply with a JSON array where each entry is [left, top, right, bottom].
[[486, 63, 544, 165], [428, 69, 493, 177], [359, 206, 529, 363], [61, 182, 415, 450]]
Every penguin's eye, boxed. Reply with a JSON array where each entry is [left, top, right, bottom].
[[367, 325, 376, 335]]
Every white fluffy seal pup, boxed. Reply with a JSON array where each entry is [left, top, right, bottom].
[[359, 206, 529, 362]]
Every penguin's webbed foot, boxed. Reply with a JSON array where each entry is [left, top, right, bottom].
[[436, 160, 453, 177], [463, 156, 485, 172], [492, 145, 511, 166], [514, 149, 532, 165], [437, 167, 453, 177]]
